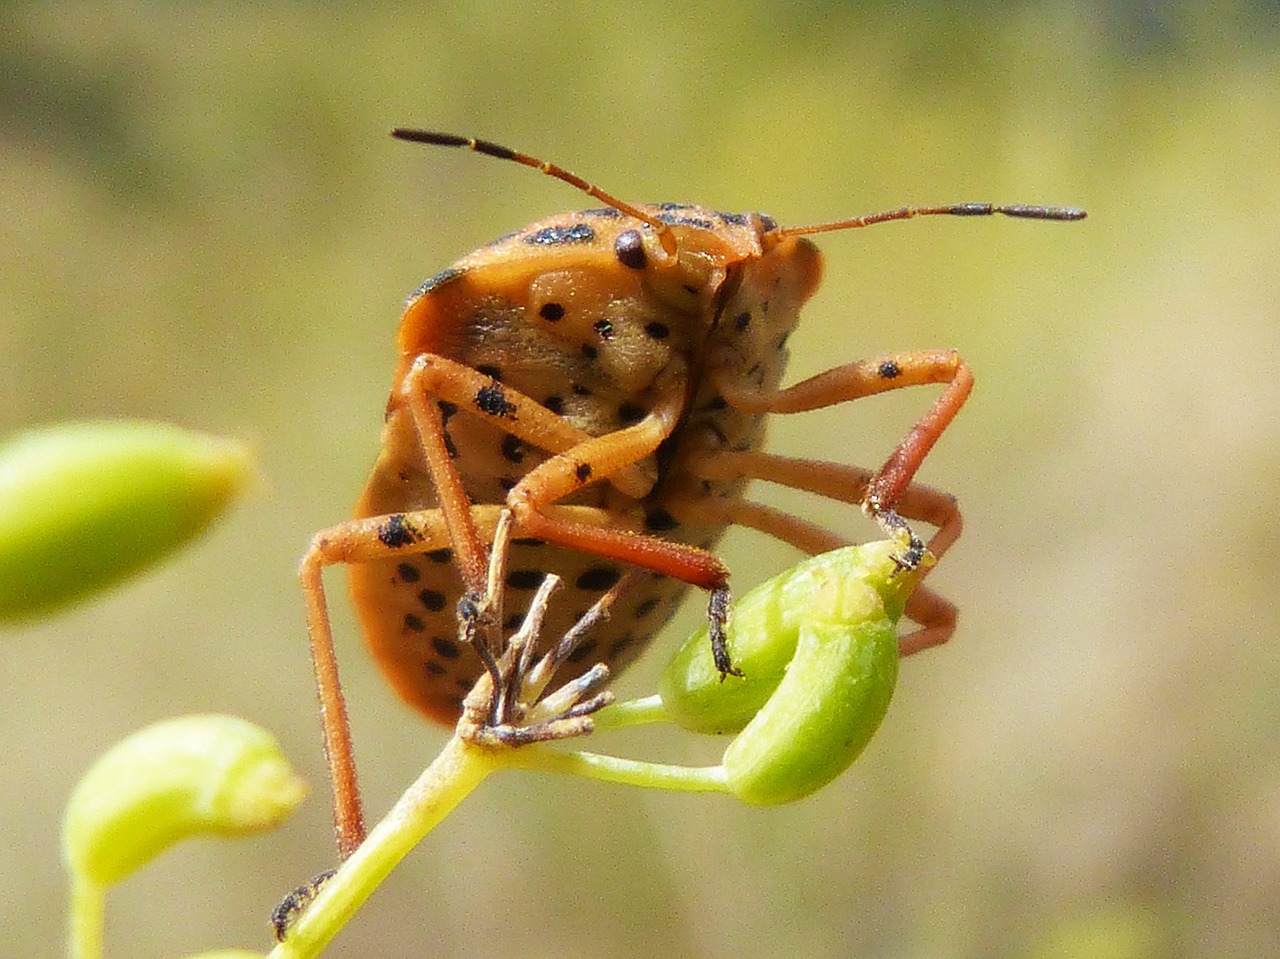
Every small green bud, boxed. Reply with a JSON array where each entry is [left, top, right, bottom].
[[63, 715, 306, 887], [660, 541, 918, 734], [0, 420, 252, 621], [660, 541, 921, 804]]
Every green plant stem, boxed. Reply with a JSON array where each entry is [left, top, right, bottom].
[[268, 722, 728, 958], [268, 735, 500, 959], [506, 745, 730, 794], [68, 874, 106, 959], [590, 693, 670, 730]]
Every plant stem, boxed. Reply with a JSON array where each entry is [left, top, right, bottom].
[[590, 693, 670, 730], [268, 735, 500, 959], [505, 746, 729, 794], [67, 874, 105, 959]]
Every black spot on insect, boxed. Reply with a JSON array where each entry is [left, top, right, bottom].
[[576, 565, 622, 591], [378, 514, 419, 548], [503, 613, 524, 630], [571, 383, 592, 396], [409, 267, 465, 301], [403, 613, 425, 632], [759, 214, 778, 231], [776, 330, 791, 350], [567, 638, 598, 664], [593, 319, 614, 339], [397, 562, 420, 583], [656, 211, 714, 229], [432, 636, 462, 659], [455, 678, 473, 691], [544, 395, 565, 414], [747, 362, 761, 377], [426, 548, 452, 563], [511, 537, 546, 547], [574, 462, 593, 483], [644, 321, 670, 340], [425, 661, 446, 676], [506, 569, 544, 590], [734, 311, 752, 331], [581, 344, 598, 361], [443, 430, 458, 459], [539, 302, 565, 322], [618, 402, 645, 424], [878, 360, 902, 379], [476, 381, 516, 418], [476, 364, 502, 380], [634, 597, 661, 618], [658, 202, 689, 211], [581, 207, 622, 218], [419, 589, 447, 612], [645, 506, 679, 531], [498, 476, 518, 492], [718, 211, 748, 226], [614, 229, 647, 269], [501, 434, 524, 463], [609, 634, 638, 657], [704, 395, 727, 411], [525, 223, 596, 245], [437, 400, 458, 421]]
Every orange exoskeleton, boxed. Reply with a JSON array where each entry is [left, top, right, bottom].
[[300, 129, 1084, 857]]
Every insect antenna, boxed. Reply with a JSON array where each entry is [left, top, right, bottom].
[[775, 203, 1086, 238], [392, 128, 679, 256]]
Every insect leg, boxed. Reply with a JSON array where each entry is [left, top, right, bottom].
[[714, 349, 972, 568], [401, 355, 738, 674], [692, 449, 963, 560], [685, 448, 963, 655], [502, 400, 739, 675], [300, 503, 510, 859]]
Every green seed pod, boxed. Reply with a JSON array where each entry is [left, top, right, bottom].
[[0, 420, 252, 621], [659, 541, 917, 735], [722, 614, 898, 805], [63, 715, 306, 887], [659, 541, 921, 805]]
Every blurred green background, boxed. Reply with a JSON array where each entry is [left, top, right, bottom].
[[4, 1, 1278, 957]]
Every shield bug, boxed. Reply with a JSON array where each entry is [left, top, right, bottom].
[[300, 129, 1084, 856]]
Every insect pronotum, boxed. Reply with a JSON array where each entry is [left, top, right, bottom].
[[300, 129, 1085, 857]]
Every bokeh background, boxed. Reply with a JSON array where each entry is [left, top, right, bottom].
[[4, 2, 1278, 957]]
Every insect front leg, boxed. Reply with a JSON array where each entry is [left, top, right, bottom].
[[714, 349, 973, 569], [501, 398, 740, 676], [402, 353, 741, 673]]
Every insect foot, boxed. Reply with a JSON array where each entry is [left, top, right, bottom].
[[454, 511, 624, 748]]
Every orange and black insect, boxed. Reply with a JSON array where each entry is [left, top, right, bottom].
[[300, 129, 1084, 857]]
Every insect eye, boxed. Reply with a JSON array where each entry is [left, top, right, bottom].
[[614, 229, 648, 270]]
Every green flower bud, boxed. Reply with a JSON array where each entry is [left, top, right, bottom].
[[660, 541, 917, 734], [0, 420, 252, 621], [63, 715, 306, 887], [659, 541, 921, 804]]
